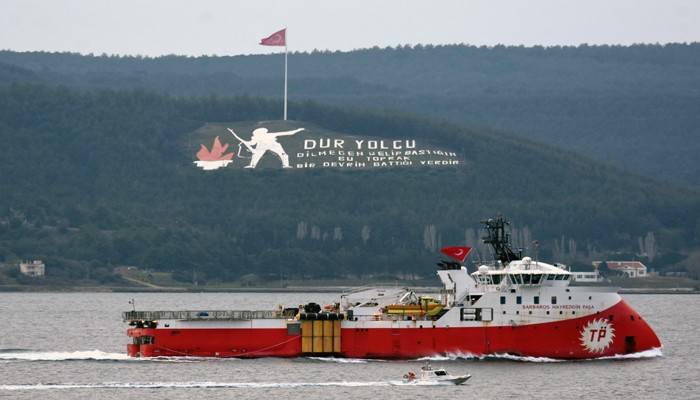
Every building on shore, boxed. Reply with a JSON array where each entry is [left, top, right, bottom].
[[555, 263, 604, 282], [592, 261, 648, 278], [19, 260, 45, 277], [571, 270, 604, 283]]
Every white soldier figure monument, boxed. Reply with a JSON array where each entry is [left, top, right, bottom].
[[227, 127, 304, 168]]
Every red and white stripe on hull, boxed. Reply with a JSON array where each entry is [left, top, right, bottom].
[[341, 299, 660, 359], [127, 299, 660, 359]]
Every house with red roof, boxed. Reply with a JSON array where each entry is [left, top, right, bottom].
[[592, 261, 648, 278]]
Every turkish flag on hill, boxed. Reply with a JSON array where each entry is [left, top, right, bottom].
[[440, 246, 472, 263], [260, 29, 286, 46]]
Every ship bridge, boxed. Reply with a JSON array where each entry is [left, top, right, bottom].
[[471, 257, 572, 290], [433, 215, 576, 306], [435, 257, 572, 306]]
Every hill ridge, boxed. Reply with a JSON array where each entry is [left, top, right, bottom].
[[0, 84, 698, 285]]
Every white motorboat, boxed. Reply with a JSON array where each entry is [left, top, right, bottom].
[[402, 363, 471, 385]]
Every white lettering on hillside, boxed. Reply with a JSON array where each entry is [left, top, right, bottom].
[[293, 137, 460, 169]]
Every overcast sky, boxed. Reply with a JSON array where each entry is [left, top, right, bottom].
[[1, 0, 698, 56]]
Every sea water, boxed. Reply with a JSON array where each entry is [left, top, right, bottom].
[[0, 292, 697, 400]]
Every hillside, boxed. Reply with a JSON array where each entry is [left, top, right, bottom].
[[1, 84, 699, 286], [1, 44, 699, 186]]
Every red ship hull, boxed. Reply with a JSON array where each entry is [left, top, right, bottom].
[[127, 299, 660, 359]]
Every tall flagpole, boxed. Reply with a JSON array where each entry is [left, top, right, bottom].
[[284, 29, 288, 121], [261, 28, 288, 120]]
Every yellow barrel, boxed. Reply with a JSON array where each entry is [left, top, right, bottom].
[[301, 320, 313, 353], [313, 336, 323, 352], [313, 320, 323, 336], [323, 336, 333, 352], [302, 336, 313, 353], [301, 321, 313, 337], [333, 320, 341, 337], [301, 317, 342, 354], [333, 336, 341, 353], [323, 320, 333, 337]]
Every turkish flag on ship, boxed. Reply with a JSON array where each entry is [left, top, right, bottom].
[[440, 246, 472, 263], [260, 28, 286, 46]]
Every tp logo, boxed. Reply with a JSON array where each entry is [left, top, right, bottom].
[[580, 318, 615, 354]]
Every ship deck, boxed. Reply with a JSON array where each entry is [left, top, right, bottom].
[[123, 310, 284, 322]]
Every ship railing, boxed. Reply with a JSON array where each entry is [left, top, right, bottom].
[[122, 309, 282, 322]]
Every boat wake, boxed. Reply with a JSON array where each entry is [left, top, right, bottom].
[[0, 380, 453, 391], [418, 352, 561, 363], [0, 350, 131, 362], [417, 348, 662, 363], [596, 347, 663, 361], [306, 356, 385, 364], [0, 350, 207, 363], [1, 347, 662, 363]]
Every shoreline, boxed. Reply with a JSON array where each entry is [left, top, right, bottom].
[[0, 285, 697, 294]]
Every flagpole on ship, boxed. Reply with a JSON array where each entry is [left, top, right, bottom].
[[284, 27, 288, 121]]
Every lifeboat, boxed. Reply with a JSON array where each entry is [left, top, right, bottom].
[[386, 297, 444, 316]]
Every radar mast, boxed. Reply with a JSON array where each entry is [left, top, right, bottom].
[[481, 215, 521, 265]]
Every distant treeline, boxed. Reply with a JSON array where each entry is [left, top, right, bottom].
[[1, 43, 699, 186], [0, 84, 699, 285]]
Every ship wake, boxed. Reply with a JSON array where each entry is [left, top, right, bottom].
[[306, 356, 386, 364], [0, 350, 208, 363], [0, 380, 455, 391], [1, 347, 662, 363], [417, 348, 662, 363], [596, 347, 663, 361], [418, 352, 563, 363]]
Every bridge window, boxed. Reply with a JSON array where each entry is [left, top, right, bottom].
[[532, 274, 542, 284], [492, 275, 503, 284], [546, 274, 556, 280], [522, 274, 531, 284], [509, 274, 522, 285]]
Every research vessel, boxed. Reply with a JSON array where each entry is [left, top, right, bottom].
[[124, 216, 661, 359]]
